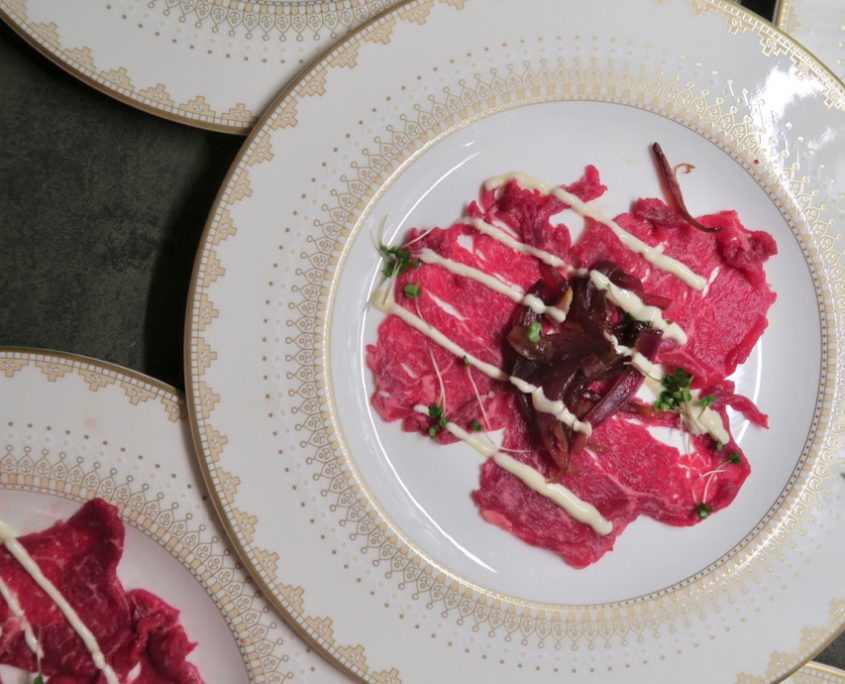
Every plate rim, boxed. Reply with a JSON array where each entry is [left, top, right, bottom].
[[0, 0, 400, 134], [0, 345, 294, 683], [183, 1, 845, 681]]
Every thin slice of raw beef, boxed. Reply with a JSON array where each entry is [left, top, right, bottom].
[[0, 499, 203, 683]]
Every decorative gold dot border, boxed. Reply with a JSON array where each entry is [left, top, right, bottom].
[[188, 0, 845, 681], [148, 0, 394, 42], [0, 349, 296, 683]]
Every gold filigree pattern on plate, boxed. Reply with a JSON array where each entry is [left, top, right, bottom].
[[188, 0, 845, 680], [150, 0, 393, 41], [791, 662, 845, 683], [776, 0, 805, 35], [0, 350, 292, 683], [691, 0, 843, 110], [0, 0, 255, 131]]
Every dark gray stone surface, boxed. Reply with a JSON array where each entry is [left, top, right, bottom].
[[0, 21, 241, 389], [0, 2, 842, 675]]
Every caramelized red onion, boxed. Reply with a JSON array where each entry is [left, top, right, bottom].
[[506, 269, 667, 474], [652, 142, 720, 233]]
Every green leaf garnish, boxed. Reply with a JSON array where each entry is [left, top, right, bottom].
[[695, 503, 712, 519], [728, 451, 741, 464], [526, 321, 542, 343], [403, 283, 422, 299], [33, 676, 44, 684], [470, 420, 483, 432], [698, 394, 716, 409], [462, 355, 470, 367], [380, 244, 420, 278]]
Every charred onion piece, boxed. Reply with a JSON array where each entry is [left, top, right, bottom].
[[652, 142, 719, 233], [571, 327, 664, 455], [507, 325, 555, 361]]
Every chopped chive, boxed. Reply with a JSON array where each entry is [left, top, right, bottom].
[[34, 677, 44, 684], [470, 420, 483, 432], [428, 403, 443, 419], [438, 415, 447, 429], [462, 355, 470, 367], [526, 321, 542, 343], [699, 394, 716, 408], [695, 503, 712, 519], [428, 426, 438, 438], [403, 283, 422, 299], [728, 451, 741, 464]]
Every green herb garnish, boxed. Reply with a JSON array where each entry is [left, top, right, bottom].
[[654, 367, 693, 411], [462, 355, 470, 367], [526, 321, 542, 343], [715, 440, 724, 452], [695, 503, 712, 519], [698, 394, 716, 409], [33, 677, 44, 684], [728, 451, 741, 464], [470, 420, 483, 432], [428, 403, 446, 438], [380, 244, 420, 278], [403, 283, 422, 299]]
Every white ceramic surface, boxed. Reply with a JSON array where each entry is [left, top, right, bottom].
[[777, 0, 845, 81], [0, 348, 348, 683], [0, 0, 407, 133], [187, 1, 845, 682]]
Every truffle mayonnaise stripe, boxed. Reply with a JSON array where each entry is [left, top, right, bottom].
[[372, 287, 591, 435], [589, 270, 688, 344], [419, 248, 568, 323], [413, 406, 611, 535], [0, 519, 119, 684], [466, 217, 567, 268], [485, 173, 707, 290], [0, 574, 43, 659]]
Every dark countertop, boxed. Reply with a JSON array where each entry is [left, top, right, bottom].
[[1, 4, 842, 677]]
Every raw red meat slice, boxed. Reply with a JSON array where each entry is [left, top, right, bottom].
[[0, 499, 203, 683], [368, 166, 775, 567]]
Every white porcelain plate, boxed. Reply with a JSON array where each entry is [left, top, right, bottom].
[[0, 0, 405, 133], [0, 348, 348, 683], [777, 0, 845, 82], [187, 1, 845, 681]]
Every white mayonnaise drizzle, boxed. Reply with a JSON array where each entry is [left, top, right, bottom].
[[371, 286, 591, 435], [588, 270, 688, 344], [419, 248, 568, 323], [485, 173, 707, 290], [467, 217, 567, 268], [413, 406, 611, 534], [0, 518, 119, 684], [0, 574, 43, 659]]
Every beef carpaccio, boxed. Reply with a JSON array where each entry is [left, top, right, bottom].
[[367, 155, 776, 568], [0, 498, 203, 683]]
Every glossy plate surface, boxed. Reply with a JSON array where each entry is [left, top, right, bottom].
[[0, 348, 347, 683], [187, 1, 845, 681], [777, 0, 845, 81]]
